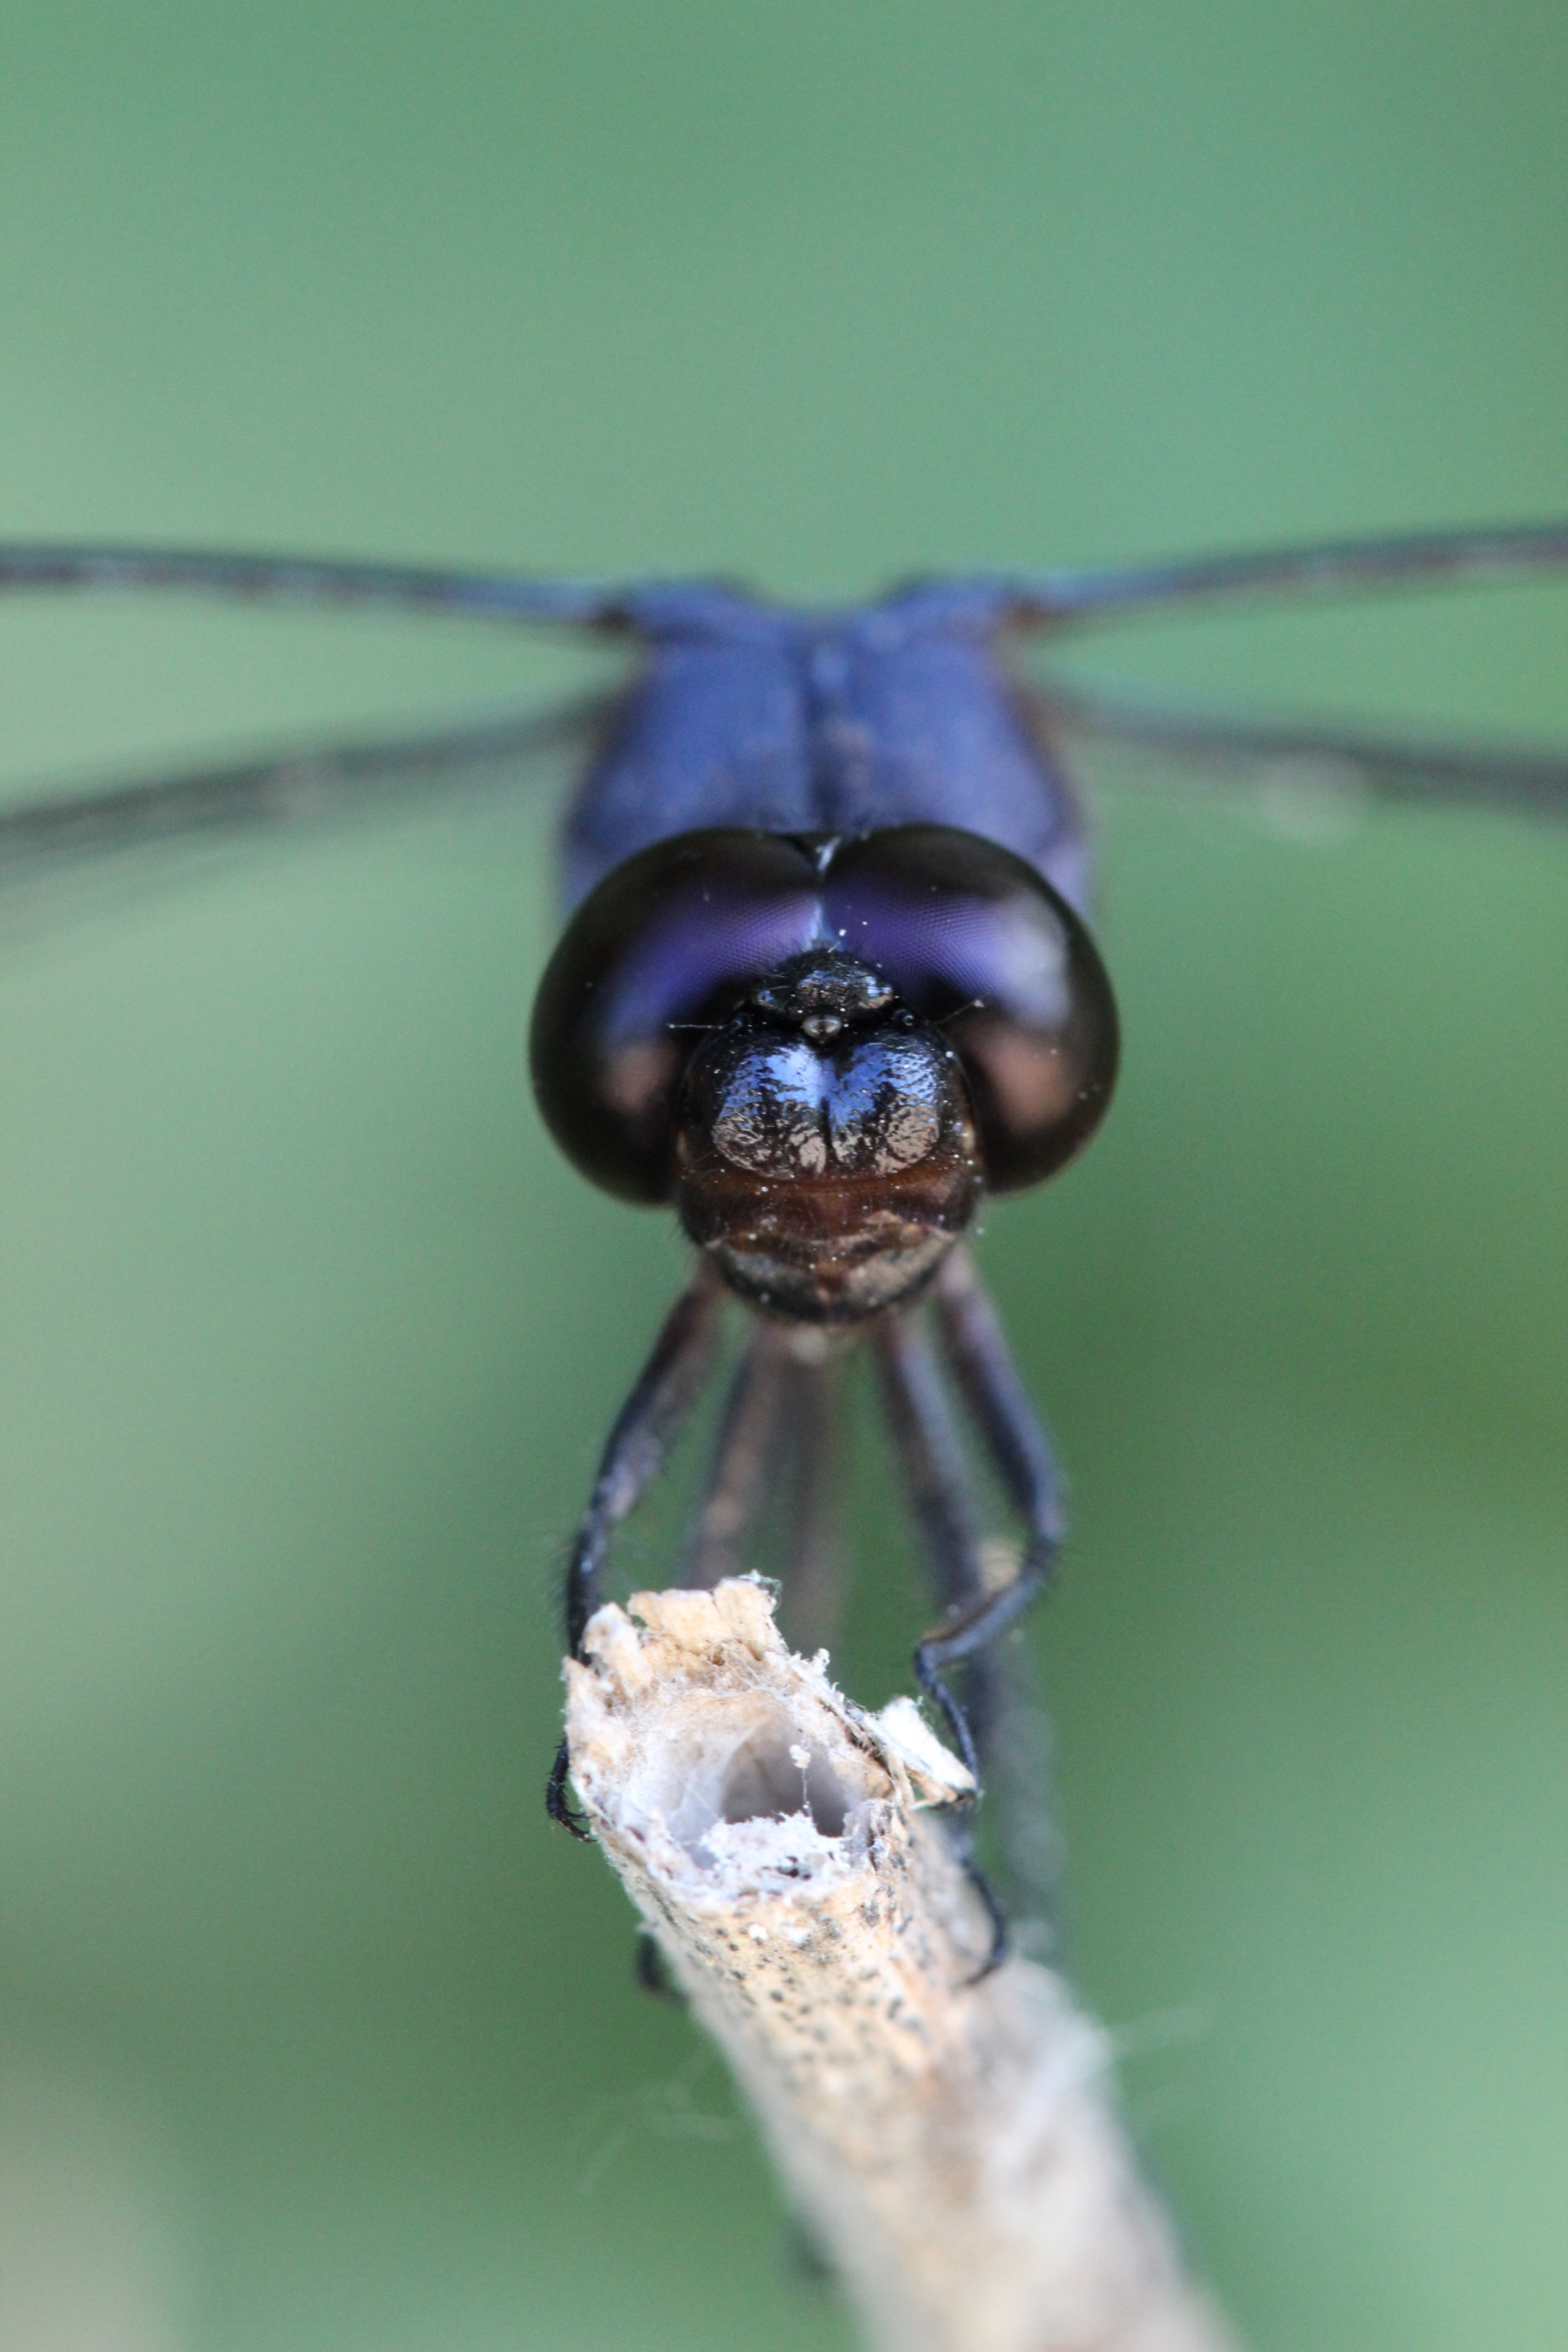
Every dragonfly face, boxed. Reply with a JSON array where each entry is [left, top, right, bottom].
[[1, 524, 1563, 1955], [671, 943, 985, 1322], [529, 820, 1119, 1317]]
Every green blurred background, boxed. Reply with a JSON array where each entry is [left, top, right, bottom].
[[0, 3, 1564, 2347]]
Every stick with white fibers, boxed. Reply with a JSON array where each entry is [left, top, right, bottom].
[[563, 1578, 1239, 2352]]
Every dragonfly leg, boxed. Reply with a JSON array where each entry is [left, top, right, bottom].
[[776, 1341, 845, 1655], [935, 1249, 1071, 1922], [930, 1248, 1067, 1581], [873, 1305, 1021, 1972], [873, 1309, 998, 1776], [880, 1251, 1068, 1775], [687, 1319, 847, 1649], [685, 1320, 791, 1589], [547, 1261, 726, 1839], [620, 1318, 792, 1991], [905, 1446, 1057, 1762]]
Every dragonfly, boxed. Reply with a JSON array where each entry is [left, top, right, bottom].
[[3, 524, 1566, 1956]]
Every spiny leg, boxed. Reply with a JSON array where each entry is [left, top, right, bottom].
[[686, 1321, 847, 1648], [636, 1319, 829, 1997], [871, 1308, 998, 1781], [936, 1253, 1070, 1945], [685, 1320, 792, 1589], [776, 1341, 845, 1657], [931, 1247, 1066, 1570], [890, 1250, 1068, 1938], [547, 1261, 726, 1838], [931, 1247, 1067, 1929], [622, 1312, 786, 1998], [872, 1306, 1014, 1966], [880, 1280, 1067, 1932]]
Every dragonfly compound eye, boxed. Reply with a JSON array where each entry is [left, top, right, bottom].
[[820, 825, 1120, 1193], [529, 829, 833, 1204], [528, 825, 1119, 1289]]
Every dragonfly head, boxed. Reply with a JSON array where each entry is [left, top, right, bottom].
[[528, 826, 1119, 1321]]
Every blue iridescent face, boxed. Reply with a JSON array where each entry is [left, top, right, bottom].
[[529, 825, 1119, 1320]]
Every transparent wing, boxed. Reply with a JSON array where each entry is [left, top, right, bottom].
[[1029, 676, 1568, 821], [0, 542, 635, 632], [978, 521, 1568, 631], [15, 524, 1568, 635], [0, 691, 622, 887]]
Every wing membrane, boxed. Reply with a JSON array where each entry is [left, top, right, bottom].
[[0, 691, 619, 880], [984, 521, 1568, 632], [1033, 678, 1568, 819], [0, 543, 632, 631]]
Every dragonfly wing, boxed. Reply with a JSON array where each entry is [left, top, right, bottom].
[[1027, 678, 1568, 821], [0, 691, 624, 885], [982, 520, 1568, 631], [0, 543, 635, 631]]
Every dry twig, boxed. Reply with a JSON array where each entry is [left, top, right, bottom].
[[563, 1578, 1238, 2352]]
